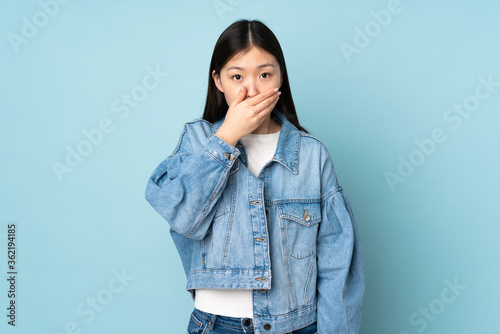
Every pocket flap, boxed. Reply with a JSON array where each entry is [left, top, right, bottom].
[[278, 202, 321, 226]]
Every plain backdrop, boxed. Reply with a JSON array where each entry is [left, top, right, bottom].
[[1, 1, 499, 333]]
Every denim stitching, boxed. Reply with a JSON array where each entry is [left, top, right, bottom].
[[190, 312, 203, 327]]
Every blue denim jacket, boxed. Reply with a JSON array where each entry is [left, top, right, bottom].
[[145, 108, 365, 334]]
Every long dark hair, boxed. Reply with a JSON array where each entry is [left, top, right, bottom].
[[202, 19, 309, 134]]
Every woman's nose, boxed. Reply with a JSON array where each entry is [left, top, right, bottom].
[[244, 81, 259, 98]]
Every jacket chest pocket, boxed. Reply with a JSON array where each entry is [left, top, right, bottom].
[[278, 202, 321, 260]]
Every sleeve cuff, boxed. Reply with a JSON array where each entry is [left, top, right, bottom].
[[203, 133, 241, 167]]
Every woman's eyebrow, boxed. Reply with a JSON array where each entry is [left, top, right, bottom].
[[226, 63, 275, 71]]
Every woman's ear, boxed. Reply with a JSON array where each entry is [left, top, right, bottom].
[[212, 70, 224, 93]]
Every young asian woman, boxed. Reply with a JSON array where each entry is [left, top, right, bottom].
[[145, 19, 365, 334]]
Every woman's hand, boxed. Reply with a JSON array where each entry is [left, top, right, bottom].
[[216, 85, 281, 147]]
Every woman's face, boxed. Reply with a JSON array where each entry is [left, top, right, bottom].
[[212, 46, 283, 106]]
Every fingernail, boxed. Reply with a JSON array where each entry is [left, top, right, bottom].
[[278, 91, 282, 96], [274, 88, 279, 92]]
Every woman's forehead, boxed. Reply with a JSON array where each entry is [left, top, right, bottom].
[[224, 47, 279, 70]]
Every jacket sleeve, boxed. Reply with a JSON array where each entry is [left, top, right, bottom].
[[144, 124, 241, 240], [316, 152, 365, 333]]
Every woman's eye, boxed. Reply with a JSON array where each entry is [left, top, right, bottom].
[[261, 73, 271, 79], [232, 74, 242, 80]]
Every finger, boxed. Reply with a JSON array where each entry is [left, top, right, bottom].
[[246, 87, 279, 107], [253, 90, 280, 114], [230, 85, 247, 107], [255, 98, 279, 126]]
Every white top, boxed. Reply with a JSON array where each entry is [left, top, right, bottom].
[[194, 129, 281, 318]]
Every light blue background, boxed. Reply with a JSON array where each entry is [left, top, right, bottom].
[[1, 1, 499, 333]]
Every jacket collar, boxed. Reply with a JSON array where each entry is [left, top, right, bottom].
[[212, 108, 300, 174]]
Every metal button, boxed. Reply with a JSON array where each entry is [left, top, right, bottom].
[[222, 152, 235, 161], [260, 289, 266, 293], [250, 200, 261, 205], [243, 319, 252, 326], [304, 209, 310, 221], [264, 323, 271, 330], [255, 277, 267, 281]]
